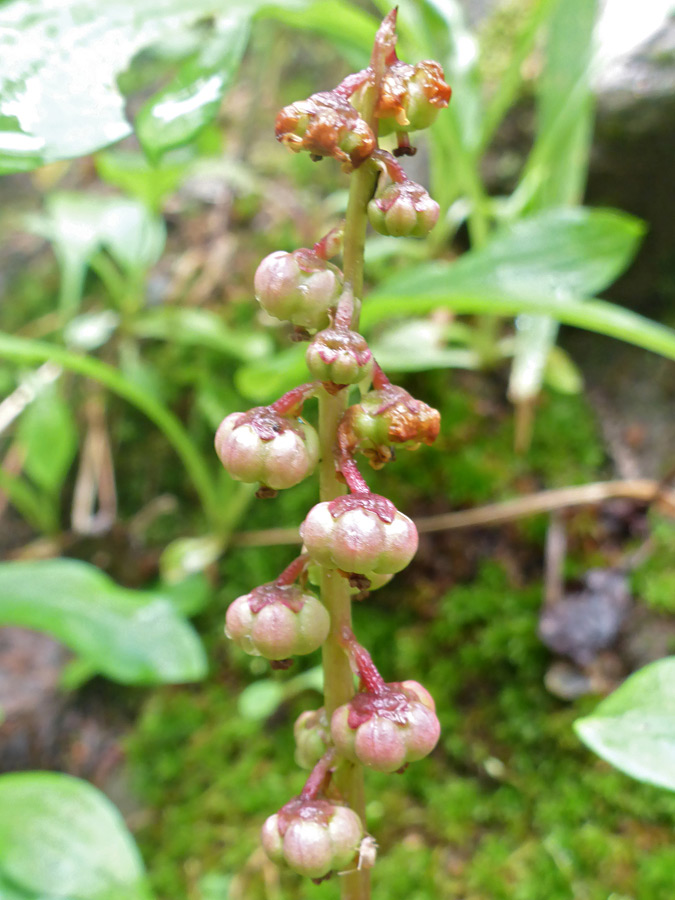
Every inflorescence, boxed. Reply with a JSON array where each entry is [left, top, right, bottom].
[[215, 9, 450, 886]]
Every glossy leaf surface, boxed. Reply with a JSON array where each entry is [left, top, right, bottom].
[[0, 0, 306, 171], [0, 559, 207, 684], [575, 657, 675, 791], [0, 773, 150, 900]]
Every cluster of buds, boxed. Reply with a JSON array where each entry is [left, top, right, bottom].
[[214, 8, 450, 888]]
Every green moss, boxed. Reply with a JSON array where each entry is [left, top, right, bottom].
[[632, 515, 675, 613], [127, 384, 675, 899]]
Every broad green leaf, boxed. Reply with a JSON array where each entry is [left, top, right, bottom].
[[135, 15, 250, 160], [0, 871, 73, 900], [132, 309, 272, 360], [370, 207, 645, 305], [159, 573, 213, 616], [575, 657, 675, 791], [369, 319, 479, 372], [0, 773, 151, 900], [0, 0, 307, 171], [16, 384, 77, 496], [363, 289, 675, 371], [235, 345, 307, 403], [0, 559, 207, 684]]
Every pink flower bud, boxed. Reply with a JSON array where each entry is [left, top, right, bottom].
[[368, 181, 439, 238], [305, 326, 373, 386], [294, 708, 331, 770], [254, 249, 342, 330], [330, 681, 440, 773], [300, 494, 418, 576], [261, 798, 366, 879], [225, 583, 329, 660], [215, 408, 318, 490]]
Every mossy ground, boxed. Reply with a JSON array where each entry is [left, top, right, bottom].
[[127, 378, 675, 900]]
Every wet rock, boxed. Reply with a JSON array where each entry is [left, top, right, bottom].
[[538, 568, 632, 666], [0, 627, 69, 770]]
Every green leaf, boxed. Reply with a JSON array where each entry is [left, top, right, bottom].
[[132, 309, 272, 360], [267, 1, 377, 65], [16, 384, 77, 496], [0, 871, 72, 900], [0, 772, 151, 900], [27, 193, 165, 313], [533, 0, 598, 209], [575, 657, 675, 791], [95, 151, 189, 213], [0, 559, 207, 685], [506, 0, 598, 407], [235, 345, 307, 403], [160, 535, 225, 585], [159, 573, 213, 617], [373, 207, 645, 304], [369, 319, 479, 372], [238, 666, 323, 720], [0, 0, 306, 171], [0, 331, 218, 526], [136, 15, 250, 160], [238, 680, 285, 720], [543, 345, 584, 395]]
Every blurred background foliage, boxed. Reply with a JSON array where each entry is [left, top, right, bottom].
[[1, 0, 675, 898]]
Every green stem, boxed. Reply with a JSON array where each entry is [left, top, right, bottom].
[[0, 332, 220, 528], [318, 158, 377, 900]]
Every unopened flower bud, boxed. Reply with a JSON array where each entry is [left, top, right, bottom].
[[306, 326, 373, 386], [344, 384, 440, 468], [366, 60, 451, 135], [331, 680, 440, 773], [300, 494, 418, 576], [215, 408, 318, 490], [276, 92, 376, 167], [294, 708, 331, 770], [368, 181, 439, 238], [262, 798, 367, 879], [225, 583, 329, 660], [254, 249, 342, 330]]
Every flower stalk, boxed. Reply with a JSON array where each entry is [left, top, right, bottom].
[[214, 11, 451, 898]]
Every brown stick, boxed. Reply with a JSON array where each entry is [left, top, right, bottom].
[[232, 478, 675, 547]]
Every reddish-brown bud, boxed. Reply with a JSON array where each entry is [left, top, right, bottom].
[[276, 91, 376, 167], [362, 59, 451, 135], [341, 385, 440, 469]]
